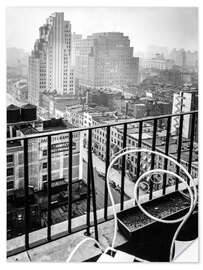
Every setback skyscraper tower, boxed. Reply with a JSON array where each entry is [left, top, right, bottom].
[[75, 32, 139, 88], [28, 12, 74, 106]]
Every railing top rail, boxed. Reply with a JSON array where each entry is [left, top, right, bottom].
[[7, 110, 198, 142]]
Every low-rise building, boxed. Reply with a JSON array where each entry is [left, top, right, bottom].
[[7, 111, 80, 195], [171, 89, 198, 141], [39, 92, 79, 119], [65, 102, 197, 191]]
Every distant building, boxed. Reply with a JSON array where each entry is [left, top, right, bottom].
[[142, 53, 174, 70], [71, 32, 83, 67], [169, 49, 198, 70], [28, 12, 75, 106], [65, 104, 84, 127], [159, 67, 183, 86], [171, 90, 198, 141], [89, 89, 123, 112], [134, 96, 172, 123], [39, 92, 79, 119], [75, 32, 139, 88], [127, 102, 146, 118], [186, 50, 198, 70], [145, 45, 169, 59], [169, 49, 186, 67], [14, 79, 28, 101], [28, 38, 47, 106]]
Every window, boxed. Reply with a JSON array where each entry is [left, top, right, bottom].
[[7, 154, 13, 163], [17, 213, 23, 221], [7, 181, 14, 189], [7, 168, 14, 176], [42, 175, 47, 182], [43, 150, 47, 156], [43, 162, 47, 169]]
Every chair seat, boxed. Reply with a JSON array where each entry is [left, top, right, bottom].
[[97, 248, 137, 262]]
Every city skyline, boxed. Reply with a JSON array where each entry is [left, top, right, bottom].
[[6, 7, 198, 54], [6, 6, 199, 263]]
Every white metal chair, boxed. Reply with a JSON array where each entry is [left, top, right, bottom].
[[66, 148, 197, 262]]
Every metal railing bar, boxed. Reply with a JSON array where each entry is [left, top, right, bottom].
[[104, 126, 110, 220], [7, 111, 198, 142], [149, 119, 157, 200], [176, 114, 183, 190], [23, 138, 29, 250], [136, 121, 143, 200], [89, 149, 99, 241], [121, 123, 127, 210], [163, 116, 171, 195], [86, 129, 92, 236], [68, 132, 73, 233], [188, 113, 196, 184], [47, 135, 52, 241]]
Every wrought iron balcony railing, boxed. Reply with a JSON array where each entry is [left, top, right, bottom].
[[6, 111, 198, 258]]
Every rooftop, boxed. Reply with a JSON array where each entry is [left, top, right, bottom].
[[43, 119, 75, 131], [7, 140, 22, 149], [19, 125, 39, 135], [8, 119, 76, 139], [92, 114, 128, 124]]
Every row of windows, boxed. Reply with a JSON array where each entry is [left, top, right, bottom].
[[94, 128, 137, 147]]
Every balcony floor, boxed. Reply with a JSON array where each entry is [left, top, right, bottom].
[[7, 218, 127, 262]]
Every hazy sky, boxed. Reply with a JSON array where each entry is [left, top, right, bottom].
[[6, 7, 198, 53]]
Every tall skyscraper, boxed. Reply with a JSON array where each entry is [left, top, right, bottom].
[[75, 32, 139, 88], [28, 39, 47, 106], [28, 12, 74, 106], [71, 32, 83, 67]]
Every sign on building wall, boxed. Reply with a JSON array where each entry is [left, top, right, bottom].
[[51, 141, 76, 154]]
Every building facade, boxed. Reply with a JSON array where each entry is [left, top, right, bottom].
[[28, 38, 47, 106], [65, 104, 198, 191], [7, 117, 80, 195], [142, 54, 174, 70], [75, 32, 139, 88], [71, 32, 83, 67], [171, 90, 198, 141], [28, 12, 75, 106], [169, 49, 198, 70]]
